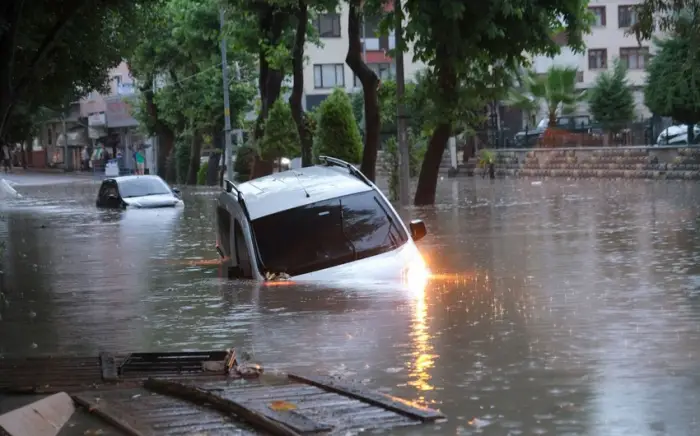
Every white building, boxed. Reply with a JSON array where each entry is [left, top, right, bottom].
[[303, 1, 425, 110], [531, 0, 655, 118]]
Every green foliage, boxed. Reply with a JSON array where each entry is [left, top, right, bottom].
[[175, 137, 191, 184], [588, 59, 636, 132], [259, 100, 301, 160], [0, 0, 145, 139], [313, 89, 363, 163], [509, 66, 586, 127], [381, 131, 427, 201], [478, 150, 495, 167], [128, 0, 257, 165], [397, 0, 590, 124], [350, 92, 364, 129], [233, 143, 257, 180], [645, 32, 700, 125], [197, 161, 209, 185], [629, 1, 700, 42]]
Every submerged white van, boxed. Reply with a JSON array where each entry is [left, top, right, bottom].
[[215, 156, 428, 282]]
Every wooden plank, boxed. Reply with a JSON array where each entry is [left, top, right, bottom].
[[143, 377, 304, 436], [287, 374, 445, 422], [0, 392, 75, 436], [99, 352, 119, 382], [242, 400, 333, 434], [72, 394, 155, 436]]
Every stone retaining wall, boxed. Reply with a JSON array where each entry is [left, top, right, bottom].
[[490, 146, 700, 180]]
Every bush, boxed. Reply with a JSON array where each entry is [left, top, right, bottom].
[[381, 130, 427, 201], [174, 137, 190, 184], [313, 88, 363, 163], [234, 143, 257, 181], [197, 161, 208, 185], [260, 99, 301, 161]]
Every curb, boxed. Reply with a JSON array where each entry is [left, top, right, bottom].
[[0, 392, 75, 436]]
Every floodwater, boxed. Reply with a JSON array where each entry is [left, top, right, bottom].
[[1, 172, 700, 435]]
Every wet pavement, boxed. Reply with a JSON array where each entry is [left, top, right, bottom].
[[1, 172, 700, 435]]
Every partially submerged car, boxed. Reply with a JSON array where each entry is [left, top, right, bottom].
[[215, 156, 428, 282], [96, 175, 183, 209]]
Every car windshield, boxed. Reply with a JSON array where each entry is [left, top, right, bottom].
[[251, 190, 409, 276], [118, 177, 172, 198]]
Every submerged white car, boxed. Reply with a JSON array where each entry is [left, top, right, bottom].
[[96, 175, 184, 209], [215, 156, 428, 282]]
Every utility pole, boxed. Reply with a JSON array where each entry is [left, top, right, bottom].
[[395, 0, 410, 206], [220, 7, 233, 182]]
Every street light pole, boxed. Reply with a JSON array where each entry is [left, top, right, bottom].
[[220, 7, 233, 183], [395, 0, 410, 206]]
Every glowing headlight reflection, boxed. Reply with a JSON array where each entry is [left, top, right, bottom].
[[404, 255, 430, 295]]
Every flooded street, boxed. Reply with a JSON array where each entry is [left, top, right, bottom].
[[1, 172, 700, 435]]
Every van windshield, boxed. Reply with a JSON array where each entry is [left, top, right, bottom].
[[251, 190, 408, 276]]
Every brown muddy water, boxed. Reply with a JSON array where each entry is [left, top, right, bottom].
[[1, 172, 700, 435]]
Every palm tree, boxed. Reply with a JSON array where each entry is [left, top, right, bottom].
[[508, 66, 586, 128]]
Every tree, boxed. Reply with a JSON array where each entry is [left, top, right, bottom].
[[630, 1, 700, 41], [0, 0, 145, 140], [346, 0, 382, 182], [128, 0, 256, 182], [259, 99, 301, 161], [588, 59, 636, 136], [396, 0, 589, 205], [509, 66, 586, 128], [313, 88, 362, 163], [644, 31, 700, 143]]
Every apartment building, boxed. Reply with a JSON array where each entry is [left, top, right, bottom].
[[531, 0, 654, 117], [303, 2, 425, 110]]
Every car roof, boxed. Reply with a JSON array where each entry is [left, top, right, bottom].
[[107, 175, 165, 184], [235, 165, 373, 220]]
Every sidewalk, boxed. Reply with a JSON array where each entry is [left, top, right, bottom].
[[8, 167, 95, 177]]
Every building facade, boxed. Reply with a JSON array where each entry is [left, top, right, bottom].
[[80, 62, 146, 172], [531, 0, 654, 118], [303, 1, 425, 110]]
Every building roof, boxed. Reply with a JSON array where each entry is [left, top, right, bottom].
[[237, 165, 372, 220]]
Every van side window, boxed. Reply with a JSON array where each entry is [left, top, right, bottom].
[[233, 220, 253, 278]]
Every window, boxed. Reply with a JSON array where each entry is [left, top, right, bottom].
[[589, 6, 606, 26], [313, 64, 345, 88], [354, 63, 396, 87], [588, 49, 607, 69], [251, 191, 408, 276], [576, 71, 584, 83], [620, 46, 649, 69], [316, 13, 341, 37], [618, 5, 637, 28], [117, 177, 172, 198]]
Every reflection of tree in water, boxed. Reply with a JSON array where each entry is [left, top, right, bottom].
[[1, 213, 57, 356]]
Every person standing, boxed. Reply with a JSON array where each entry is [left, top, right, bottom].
[[134, 146, 145, 175], [1, 141, 10, 173]]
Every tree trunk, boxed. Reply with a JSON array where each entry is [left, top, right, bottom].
[[414, 60, 456, 205], [688, 123, 695, 145], [254, 6, 286, 142], [140, 76, 175, 179], [289, 0, 312, 167], [187, 131, 202, 185], [413, 122, 451, 205], [346, 0, 380, 182]]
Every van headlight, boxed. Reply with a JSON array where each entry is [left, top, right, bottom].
[[404, 255, 430, 294]]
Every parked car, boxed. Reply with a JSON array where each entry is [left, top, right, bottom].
[[96, 175, 184, 209], [215, 156, 428, 282], [656, 124, 700, 145], [514, 115, 593, 147]]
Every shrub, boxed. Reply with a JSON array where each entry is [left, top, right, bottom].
[[174, 137, 190, 184], [234, 143, 257, 181], [381, 130, 427, 201], [197, 161, 208, 185], [260, 100, 301, 161], [313, 88, 362, 163]]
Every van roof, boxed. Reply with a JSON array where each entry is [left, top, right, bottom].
[[236, 165, 373, 219]]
